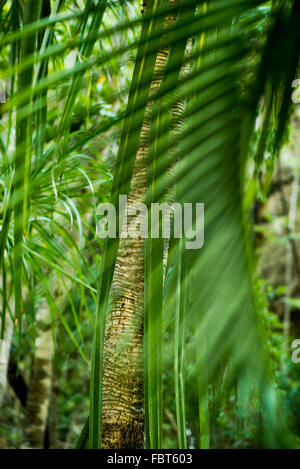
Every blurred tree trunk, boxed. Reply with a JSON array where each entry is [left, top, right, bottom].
[[0, 313, 14, 408], [101, 0, 186, 449], [24, 303, 53, 448]]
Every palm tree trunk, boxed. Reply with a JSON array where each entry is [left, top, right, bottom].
[[24, 302, 53, 448], [0, 313, 14, 408], [101, 0, 185, 449]]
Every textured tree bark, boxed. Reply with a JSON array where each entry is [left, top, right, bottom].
[[24, 303, 53, 448], [101, 0, 187, 449]]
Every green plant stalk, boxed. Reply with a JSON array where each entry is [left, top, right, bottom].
[[174, 239, 187, 449], [6, 0, 21, 154], [35, 0, 51, 166], [0, 177, 13, 270], [1, 259, 7, 341], [144, 164, 164, 449], [76, 416, 89, 449], [196, 339, 210, 449], [191, 3, 210, 449]]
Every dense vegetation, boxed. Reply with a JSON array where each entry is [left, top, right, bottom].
[[0, 0, 300, 449]]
